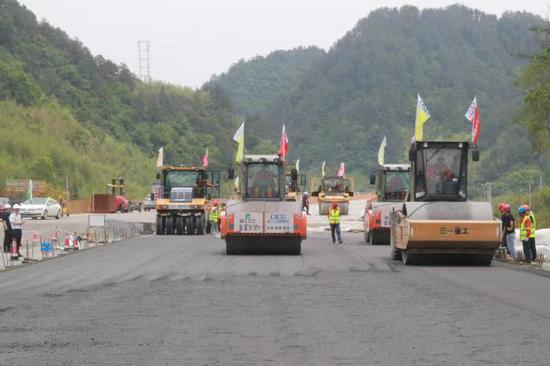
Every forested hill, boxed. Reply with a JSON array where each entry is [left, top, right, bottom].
[[0, 0, 241, 197], [208, 5, 549, 194]]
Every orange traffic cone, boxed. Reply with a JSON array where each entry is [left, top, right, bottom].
[[73, 235, 79, 250], [10, 238, 18, 261], [64, 235, 70, 251]]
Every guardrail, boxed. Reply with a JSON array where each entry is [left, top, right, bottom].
[[0, 219, 154, 270]]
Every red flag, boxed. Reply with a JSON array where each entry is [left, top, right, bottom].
[[337, 162, 345, 178], [278, 124, 289, 161], [202, 148, 209, 168], [465, 97, 480, 145]]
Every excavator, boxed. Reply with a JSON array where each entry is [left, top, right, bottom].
[[390, 141, 501, 265], [220, 154, 307, 255], [364, 163, 410, 244]]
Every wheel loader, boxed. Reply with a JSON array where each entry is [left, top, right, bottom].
[[364, 164, 410, 245], [220, 155, 307, 255], [390, 141, 501, 265], [155, 166, 220, 235], [311, 176, 354, 215]]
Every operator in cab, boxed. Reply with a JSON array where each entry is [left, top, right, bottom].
[[253, 164, 276, 198]]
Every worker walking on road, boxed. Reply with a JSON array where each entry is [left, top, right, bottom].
[[302, 192, 310, 215], [498, 203, 516, 260], [328, 201, 343, 244], [518, 206, 536, 263], [209, 201, 220, 235]]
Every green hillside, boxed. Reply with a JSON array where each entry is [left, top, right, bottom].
[[209, 5, 549, 194], [0, 0, 242, 197]]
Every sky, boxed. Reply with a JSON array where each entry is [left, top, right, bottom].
[[18, 0, 550, 88]]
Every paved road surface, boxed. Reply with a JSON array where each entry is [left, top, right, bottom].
[[1, 231, 550, 365]]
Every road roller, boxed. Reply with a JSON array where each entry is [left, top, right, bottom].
[[220, 154, 307, 255], [390, 141, 501, 265], [364, 163, 410, 245]]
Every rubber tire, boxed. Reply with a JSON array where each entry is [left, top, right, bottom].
[[156, 216, 165, 235], [186, 217, 195, 235], [176, 216, 185, 235], [42, 211, 47, 220], [55, 210, 61, 219], [166, 216, 175, 235], [196, 216, 205, 235]]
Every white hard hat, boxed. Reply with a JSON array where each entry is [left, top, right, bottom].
[[3, 204, 11, 209], [304, 191, 308, 195], [13, 204, 20, 209]]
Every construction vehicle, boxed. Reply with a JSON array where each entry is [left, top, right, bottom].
[[390, 141, 501, 265], [311, 176, 354, 215], [220, 155, 307, 254], [91, 179, 140, 213], [155, 166, 220, 235], [364, 163, 410, 244]]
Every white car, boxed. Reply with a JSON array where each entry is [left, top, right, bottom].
[[20, 197, 62, 220]]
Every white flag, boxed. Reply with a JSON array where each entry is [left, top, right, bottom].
[[156, 147, 164, 168], [378, 136, 387, 166]]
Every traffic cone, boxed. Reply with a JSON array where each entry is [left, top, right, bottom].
[[64, 235, 70, 251], [73, 234, 79, 250], [10, 238, 18, 261]]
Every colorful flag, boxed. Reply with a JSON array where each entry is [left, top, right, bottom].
[[233, 122, 245, 163], [156, 147, 164, 168], [321, 161, 326, 177], [465, 97, 480, 145], [337, 162, 345, 178], [295, 159, 300, 173], [414, 94, 431, 141], [378, 136, 387, 166], [277, 124, 289, 161], [202, 148, 209, 168]]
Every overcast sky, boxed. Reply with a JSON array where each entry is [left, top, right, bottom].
[[18, 0, 549, 88]]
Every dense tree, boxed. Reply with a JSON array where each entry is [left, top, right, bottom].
[[518, 27, 550, 154], [209, 5, 549, 193]]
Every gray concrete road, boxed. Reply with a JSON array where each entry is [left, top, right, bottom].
[[1, 232, 550, 365]]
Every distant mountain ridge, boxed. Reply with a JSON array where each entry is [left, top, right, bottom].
[[208, 5, 549, 193]]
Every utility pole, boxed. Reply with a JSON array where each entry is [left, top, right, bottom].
[[138, 40, 151, 83]]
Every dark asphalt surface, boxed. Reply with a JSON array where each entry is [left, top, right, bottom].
[[1, 232, 550, 365]]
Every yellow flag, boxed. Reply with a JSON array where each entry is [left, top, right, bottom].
[[233, 122, 244, 163], [414, 94, 431, 141], [321, 160, 326, 177], [377, 136, 387, 166]]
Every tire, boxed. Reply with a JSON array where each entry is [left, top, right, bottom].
[[196, 216, 205, 235], [166, 216, 175, 235], [42, 211, 47, 220], [176, 216, 185, 235], [156, 216, 165, 235], [186, 216, 195, 235], [55, 210, 61, 219]]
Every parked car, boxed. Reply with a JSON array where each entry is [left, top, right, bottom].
[[20, 197, 62, 219], [143, 195, 155, 211], [0, 197, 10, 207]]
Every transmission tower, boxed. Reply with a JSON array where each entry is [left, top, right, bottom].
[[137, 40, 151, 83]]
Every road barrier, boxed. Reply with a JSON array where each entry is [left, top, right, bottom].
[[0, 219, 154, 270]]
